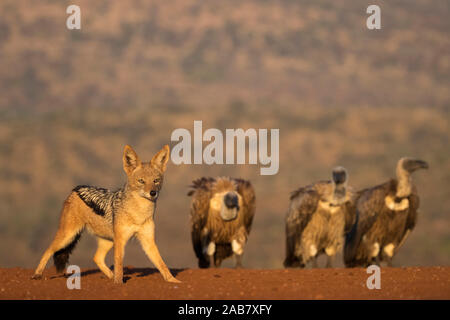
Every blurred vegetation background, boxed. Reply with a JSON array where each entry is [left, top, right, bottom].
[[0, 0, 448, 269]]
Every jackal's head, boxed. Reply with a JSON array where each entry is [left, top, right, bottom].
[[123, 145, 170, 202]]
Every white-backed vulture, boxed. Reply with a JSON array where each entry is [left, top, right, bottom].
[[188, 177, 256, 268], [344, 157, 428, 267], [284, 167, 355, 268]]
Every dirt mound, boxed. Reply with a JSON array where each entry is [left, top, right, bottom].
[[0, 266, 448, 300]]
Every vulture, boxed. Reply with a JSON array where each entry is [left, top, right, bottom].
[[188, 177, 256, 268], [284, 167, 355, 268], [344, 157, 428, 267]]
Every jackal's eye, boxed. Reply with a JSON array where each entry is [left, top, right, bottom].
[[153, 178, 161, 184], [138, 178, 145, 184]]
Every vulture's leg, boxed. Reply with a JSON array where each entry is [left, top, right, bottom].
[[298, 256, 306, 269], [383, 243, 395, 267], [325, 255, 334, 268], [294, 245, 305, 268], [386, 258, 393, 267], [366, 257, 377, 267], [305, 243, 318, 268], [234, 254, 243, 269], [374, 255, 381, 266], [367, 242, 380, 266], [325, 247, 336, 268], [206, 242, 216, 268], [311, 256, 318, 268], [295, 253, 306, 268], [232, 239, 244, 268], [214, 257, 223, 268]]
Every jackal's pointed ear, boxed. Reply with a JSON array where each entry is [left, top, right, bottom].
[[123, 145, 141, 175], [151, 145, 170, 172]]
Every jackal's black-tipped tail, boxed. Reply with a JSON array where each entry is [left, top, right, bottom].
[[53, 233, 82, 273]]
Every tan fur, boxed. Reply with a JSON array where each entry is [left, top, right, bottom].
[[32, 145, 180, 284]]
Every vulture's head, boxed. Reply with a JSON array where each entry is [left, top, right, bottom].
[[210, 191, 242, 221], [398, 157, 429, 174], [331, 166, 349, 206], [332, 166, 347, 185]]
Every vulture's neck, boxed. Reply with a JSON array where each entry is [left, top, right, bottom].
[[331, 182, 347, 205], [396, 165, 412, 198]]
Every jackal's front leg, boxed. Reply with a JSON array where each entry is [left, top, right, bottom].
[[113, 227, 133, 284], [137, 221, 180, 283]]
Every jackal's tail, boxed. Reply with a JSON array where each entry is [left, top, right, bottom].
[[53, 232, 82, 273]]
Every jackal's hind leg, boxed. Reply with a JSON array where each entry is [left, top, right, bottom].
[[32, 226, 83, 279], [32, 195, 87, 279], [94, 237, 114, 279]]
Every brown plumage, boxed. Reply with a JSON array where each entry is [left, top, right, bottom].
[[344, 158, 428, 267], [188, 177, 256, 268], [284, 167, 356, 268]]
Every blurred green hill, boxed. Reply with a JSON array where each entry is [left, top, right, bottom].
[[0, 0, 448, 268]]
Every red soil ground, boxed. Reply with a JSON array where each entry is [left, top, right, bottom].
[[0, 266, 449, 300]]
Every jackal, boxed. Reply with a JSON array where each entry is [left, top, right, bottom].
[[31, 145, 180, 284]]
